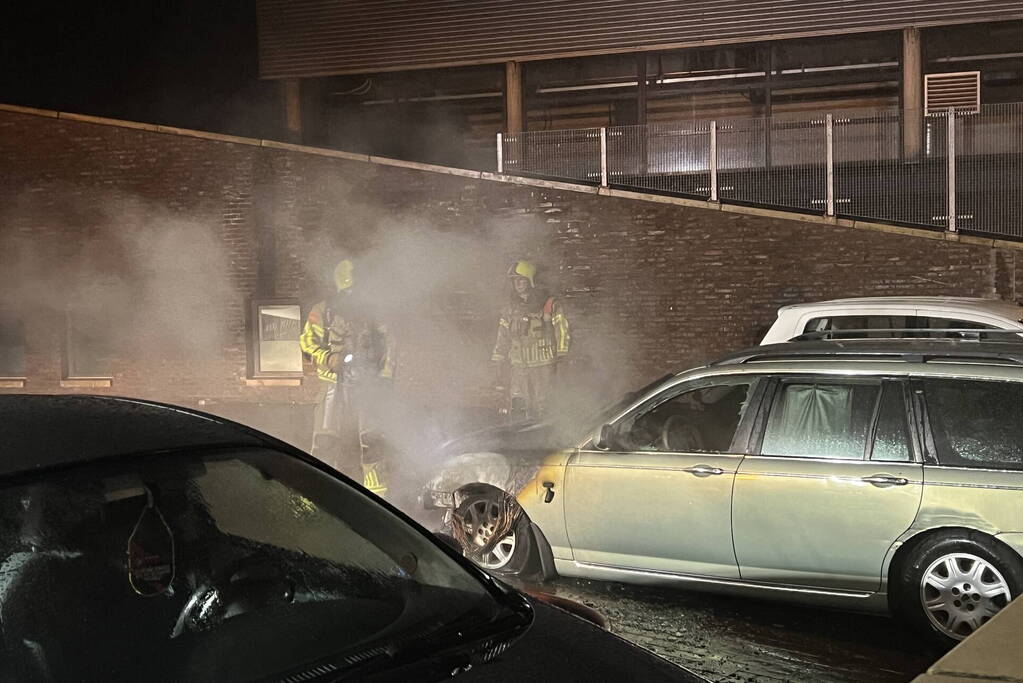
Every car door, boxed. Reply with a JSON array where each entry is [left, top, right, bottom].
[[563, 375, 763, 578], [732, 377, 923, 591]]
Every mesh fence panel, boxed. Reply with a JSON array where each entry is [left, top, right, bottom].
[[955, 103, 1023, 238], [502, 128, 601, 183], [500, 103, 1021, 240], [716, 112, 827, 212], [608, 121, 712, 197], [833, 108, 946, 230]]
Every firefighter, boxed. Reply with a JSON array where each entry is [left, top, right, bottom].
[[491, 260, 570, 421], [300, 258, 395, 496]]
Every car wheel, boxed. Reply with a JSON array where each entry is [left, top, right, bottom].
[[893, 532, 1023, 645], [454, 491, 537, 577]]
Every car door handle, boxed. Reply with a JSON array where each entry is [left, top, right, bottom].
[[861, 475, 909, 487], [682, 465, 724, 477]]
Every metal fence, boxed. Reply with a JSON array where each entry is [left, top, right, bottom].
[[498, 103, 1023, 239]]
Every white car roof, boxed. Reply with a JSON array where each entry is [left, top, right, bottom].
[[777, 296, 1023, 321]]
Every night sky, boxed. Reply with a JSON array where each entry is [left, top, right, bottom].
[[2, 2, 279, 139]]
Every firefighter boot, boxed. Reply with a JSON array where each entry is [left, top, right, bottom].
[[362, 461, 388, 498]]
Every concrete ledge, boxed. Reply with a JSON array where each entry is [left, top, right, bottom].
[[481, 172, 599, 194], [260, 139, 370, 162], [60, 112, 160, 132], [3, 100, 1022, 251], [0, 103, 59, 118], [60, 378, 113, 388], [0, 378, 26, 388], [368, 155, 483, 179], [154, 124, 261, 146], [914, 597, 1023, 682], [244, 378, 303, 387]]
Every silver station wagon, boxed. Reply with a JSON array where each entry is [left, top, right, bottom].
[[425, 338, 1023, 644]]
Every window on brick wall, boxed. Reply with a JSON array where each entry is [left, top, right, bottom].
[[64, 305, 113, 380], [249, 299, 304, 379], [0, 312, 26, 378]]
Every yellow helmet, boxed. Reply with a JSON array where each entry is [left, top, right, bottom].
[[333, 259, 354, 292], [507, 260, 536, 287]]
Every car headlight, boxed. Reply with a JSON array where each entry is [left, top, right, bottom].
[[424, 489, 455, 509]]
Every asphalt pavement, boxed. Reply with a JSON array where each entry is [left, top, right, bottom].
[[510, 576, 945, 683]]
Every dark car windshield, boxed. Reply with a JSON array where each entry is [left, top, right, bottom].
[[0, 448, 510, 682]]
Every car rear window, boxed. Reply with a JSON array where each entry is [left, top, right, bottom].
[[803, 315, 999, 339], [922, 379, 1023, 470]]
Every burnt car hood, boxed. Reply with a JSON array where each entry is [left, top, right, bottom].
[[436, 420, 580, 458]]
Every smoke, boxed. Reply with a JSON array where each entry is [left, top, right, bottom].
[[0, 190, 237, 376], [1, 171, 650, 523], [286, 183, 652, 515]]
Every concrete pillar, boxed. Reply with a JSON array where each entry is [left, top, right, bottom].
[[902, 27, 923, 160], [505, 61, 524, 133], [637, 53, 648, 126], [281, 79, 302, 143], [637, 53, 649, 174]]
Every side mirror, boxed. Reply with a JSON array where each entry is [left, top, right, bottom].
[[595, 424, 615, 451]]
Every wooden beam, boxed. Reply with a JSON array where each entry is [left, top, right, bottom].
[[902, 27, 923, 159], [505, 61, 524, 133], [281, 79, 302, 143]]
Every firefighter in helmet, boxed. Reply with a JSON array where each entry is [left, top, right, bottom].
[[300, 259, 395, 496], [491, 260, 570, 421]]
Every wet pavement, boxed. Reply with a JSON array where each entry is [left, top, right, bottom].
[[510, 576, 945, 682]]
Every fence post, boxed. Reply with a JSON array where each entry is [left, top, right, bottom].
[[709, 121, 718, 202], [496, 133, 504, 174], [825, 114, 835, 216], [947, 111, 957, 232], [599, 127, 608, 187]]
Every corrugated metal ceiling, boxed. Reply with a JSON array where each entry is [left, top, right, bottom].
[[257, 0, 1023, 78]]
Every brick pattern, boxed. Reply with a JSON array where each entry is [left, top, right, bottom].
[[0, 108, 1015, 444]]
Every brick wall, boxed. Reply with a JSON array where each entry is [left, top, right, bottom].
[[0, 107, 1017, 447]]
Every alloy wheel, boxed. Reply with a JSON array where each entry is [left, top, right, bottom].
[[920, 552, 1011, 639], [461, 498, 517, 570]]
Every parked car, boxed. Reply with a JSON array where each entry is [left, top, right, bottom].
[[759, 296, 1023, 344], [425, 338, 1023, 645], [0, 395, 700, 682]]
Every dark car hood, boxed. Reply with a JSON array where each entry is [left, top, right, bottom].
[[458, 596, 703, 682]]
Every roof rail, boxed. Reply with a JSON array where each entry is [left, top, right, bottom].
[[714, 338, 1023, 367], [791, 328, 1023, 342]]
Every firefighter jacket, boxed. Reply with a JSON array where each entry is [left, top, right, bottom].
[[300, 294, 395, 384], [491, 292, 570, 368]]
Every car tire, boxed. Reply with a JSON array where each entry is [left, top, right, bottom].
[[892, 531, 1023, 646], [454, 490, 538, 578]]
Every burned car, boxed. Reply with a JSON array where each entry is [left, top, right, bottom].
[[0, 395, 698, 683], [426, 339, 1023, 644]]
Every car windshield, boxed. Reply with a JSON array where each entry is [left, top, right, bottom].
[[588, 373, 676, 428], [0, 448, 510, 682]]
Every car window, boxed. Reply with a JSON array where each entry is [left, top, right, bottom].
[[916, 317, 1000, 339], [803, 314, 1000, 339], [0, 448, 504, 683], [616, 378, 757, 453], [803, 315, 912, 338], [922, 379, 1023, 470], [761, 381, 880, 459], [870, 383, 912, 462]]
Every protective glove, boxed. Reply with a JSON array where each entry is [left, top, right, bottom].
[[326, 352, 342, 372]]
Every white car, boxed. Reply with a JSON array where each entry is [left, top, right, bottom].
[[761, 296, 1023, 344]]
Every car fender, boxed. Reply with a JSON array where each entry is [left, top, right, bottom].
[[426, 452, 516, 498]]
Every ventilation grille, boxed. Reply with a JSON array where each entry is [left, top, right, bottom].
[[925, 71, 981, 115]]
